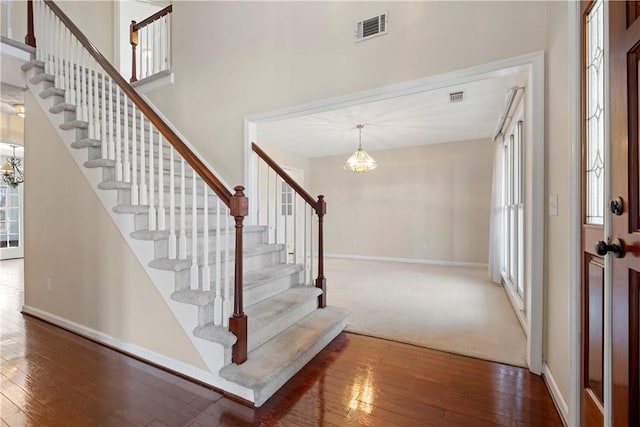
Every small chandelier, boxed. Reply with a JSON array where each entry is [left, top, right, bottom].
[[343, 124, 377, 173], [2, 146, 24, 186]]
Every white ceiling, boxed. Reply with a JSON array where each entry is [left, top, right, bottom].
[[257, 71, 527, 159]]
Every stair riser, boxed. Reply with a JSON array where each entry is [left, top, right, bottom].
[[244, 271, 303, 308], [151, 228, 266, 260], [173, 248, 285, 291], [248, 297, 319, 353]]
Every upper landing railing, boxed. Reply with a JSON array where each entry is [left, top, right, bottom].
[[130, 5, 172, 83]]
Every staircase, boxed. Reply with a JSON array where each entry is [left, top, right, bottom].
[[21, 0, 346, 408]]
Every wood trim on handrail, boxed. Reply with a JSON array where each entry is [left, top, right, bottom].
[[132, 4, 172, 32], [43, 0, 232, 207], [251, 142, 318, 210]]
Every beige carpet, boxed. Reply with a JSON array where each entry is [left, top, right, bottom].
[[326, 258, 527, 367]]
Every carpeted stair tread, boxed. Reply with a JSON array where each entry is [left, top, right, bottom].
[[170, 264, 303, 307], [21, 60, 44, 72], [71, 138, 102, 148], [40, 87, 65, 98], [131, 224, 263, 241], [245, 286, 321, 332], [98, 180, 131, 190], [244, 264, 303, 289], [60, 120, 88, 130], [85, 158, 116, 168], [30, 72, 54, 84], [113, 204, 151, 214], [219, 306, 347, 407], [49, 103, 75, 114], [149, 243, 283, 272], [192, 323, 237, 347]]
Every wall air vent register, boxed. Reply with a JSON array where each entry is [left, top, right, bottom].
[[355, 13, 388, 42]]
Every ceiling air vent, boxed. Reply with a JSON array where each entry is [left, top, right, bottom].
[[355, 13, 388, 42], [449, 91, 464, 103]]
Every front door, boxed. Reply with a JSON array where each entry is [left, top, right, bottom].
[[581, 2, 640, 426], [581, 1, 606, 424], [609, 2, 640, 426]]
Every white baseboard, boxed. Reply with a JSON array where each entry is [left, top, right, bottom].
[[542, 362, 569, 426], [21, 305, 219, 387], [325, 253, 488, 268]]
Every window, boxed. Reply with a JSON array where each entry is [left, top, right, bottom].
[[503, 113, 525, 302]]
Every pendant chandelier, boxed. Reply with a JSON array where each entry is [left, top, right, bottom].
[[343, 124, 377, 173], [2, 146, 24, 187]]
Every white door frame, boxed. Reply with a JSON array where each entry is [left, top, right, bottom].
[[243, 52, 546, 375]]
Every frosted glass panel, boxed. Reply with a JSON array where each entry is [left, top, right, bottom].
[[586, 0, 605, 225]]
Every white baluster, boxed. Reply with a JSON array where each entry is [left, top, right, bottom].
[[166, 14, 171, 70], [131, 104, 139, 204], [87, 60, 95, 140], [54, 17, 61, 87], [152, 21, 158, 75], [273, 171, 281, 245], [304, 205, 308, 285], [293, 196, 297, 264], [139, 110, 148, 205], [179, 158, 187, 259], [36, 0, 43, 63], [43, 6, 49, 73], [168, 147, 176, 259], [79, 48, 87, 122], [160, 17, 167, 72], [190, 171, 198, 289], [202, 186, 211, 293], [157, 135, 166, 230], [107, 77, 115, 160], [100, 73, 107, 158], [223, 208, 231, 327], [92, 58, 100, 141], [65, 27, 72, 104], [123, 97, 130, 182], [48, 7, 54, 75], [74, 41, 82, 121], [266, 168, 271, 241], [148, 121, 156, 230], [213, 197, 221, 324], [115, 87, 122, 181]]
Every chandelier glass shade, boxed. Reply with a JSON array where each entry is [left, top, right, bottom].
[[1, 146, 24, 187], [343, 124, 377, 173]]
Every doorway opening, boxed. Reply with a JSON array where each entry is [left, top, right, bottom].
[[244, 52, 544, 372]]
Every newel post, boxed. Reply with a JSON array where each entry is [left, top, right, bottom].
[[25, 0, 36, 47], [129, 20, 138, 83], [229, 186, 248, 364], [315, 195, 327, 308]]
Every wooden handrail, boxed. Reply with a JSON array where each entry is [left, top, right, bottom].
[[132, 5, 172, 32], [251, 142, 320, 212], [42, 0, 232, 207], [252, 142, 327, 308]]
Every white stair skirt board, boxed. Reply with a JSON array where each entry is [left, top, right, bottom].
[[326, 257, 527, 368], [543, 363, 569, 426], [24, 58, 345, 406]]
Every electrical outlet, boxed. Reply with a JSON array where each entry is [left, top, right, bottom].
[[46, 278, 51, 291]]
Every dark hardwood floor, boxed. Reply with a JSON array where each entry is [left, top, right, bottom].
[[0, 259, 563, 426]]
